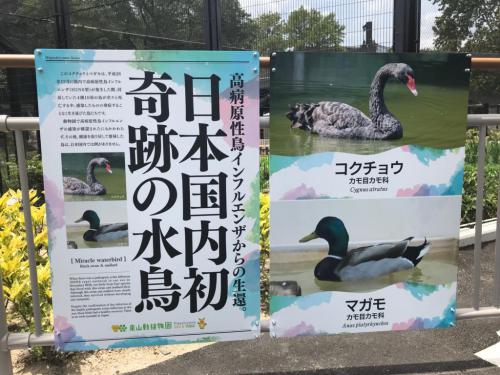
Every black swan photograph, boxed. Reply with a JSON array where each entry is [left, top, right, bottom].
[[286, 63, 417, 140], [63, 157, 112, 195], [61, 152, 127, 201]]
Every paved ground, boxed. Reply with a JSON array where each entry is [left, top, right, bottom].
[[125, 242, 500, 375]]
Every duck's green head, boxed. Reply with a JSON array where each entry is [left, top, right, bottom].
[[299, 216, 349, 257], [75, 210, 100, 229]]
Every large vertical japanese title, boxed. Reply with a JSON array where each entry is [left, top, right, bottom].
[[126, 69, 247, 316]]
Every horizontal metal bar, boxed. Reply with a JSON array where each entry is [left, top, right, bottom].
[[5, 333, 54, 350], [260, 56, 270, 68], [456, 307, 500, 320], [471, 57, 500, 71], [0, 54, 36, 69], [0, 54, 271, 69], [4, 306, 500, 349], [0, 115, 39, 132], [0, 54, 498, 70], [467, 114, 500, 127], [0, 114, 498, 133]]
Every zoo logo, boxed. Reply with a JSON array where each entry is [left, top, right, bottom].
[[111, 324, 127, 332], [198, 318, 207, 329]]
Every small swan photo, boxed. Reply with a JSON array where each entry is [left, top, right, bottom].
[[61, 152, 126, 201], [63, 157, 112, 196]]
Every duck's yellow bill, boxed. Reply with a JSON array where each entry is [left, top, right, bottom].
[[299, 231, 318, 243]]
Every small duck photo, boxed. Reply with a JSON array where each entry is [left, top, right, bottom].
[[75, 210, 128, 243], [61, 152, 127, 202], [65, 202, 129, 249]]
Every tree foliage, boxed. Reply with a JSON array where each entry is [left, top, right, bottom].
[[285, 6, 344, 51], [0, 0, 256, 52], [253, 12, 285, 55], [432, 0, 499, 52], [432, 0, 500, 98], [0, 1, 346, 57], [253, 7, 345, 54]]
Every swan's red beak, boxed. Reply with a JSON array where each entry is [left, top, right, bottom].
[[406, 74, 418, 96], [105, 163, 112, 174]]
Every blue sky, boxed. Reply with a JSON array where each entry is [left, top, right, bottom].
[[239, 0, 441, 50]]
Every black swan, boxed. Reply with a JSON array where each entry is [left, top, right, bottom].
[[286, 63, 417, 140], [63, 157, 112, 195]]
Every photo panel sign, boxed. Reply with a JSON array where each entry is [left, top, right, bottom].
[[269, 52, 470, 337]]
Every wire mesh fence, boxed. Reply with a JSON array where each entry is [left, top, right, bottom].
[[223, 0, 394, 54], [0, 0, 499, 190], [419, 0, 439, 51]]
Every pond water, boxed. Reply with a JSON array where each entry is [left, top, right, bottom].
[[270, 83, 468, 156], [270, 243, 458, 295], [66, 225, 129, 250]]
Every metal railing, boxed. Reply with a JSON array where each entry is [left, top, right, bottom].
[[0, 54, 499, 375]]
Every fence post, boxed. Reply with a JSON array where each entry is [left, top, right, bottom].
[[495, 172, 500, 307], [393, 0, 421, 52], [14, 130, 43, 335], [54, 0, 72, 48], [473, 124, 487, 310], [0, 275, 13, 375], [203, 0, 221, 50]]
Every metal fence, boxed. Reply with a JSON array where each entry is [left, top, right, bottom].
[[1, 1, 497, 190], [226, 0, 394, 53], [0, 53, 499, 375], [0, 0, 498, 371], [0, 0, 404, 191]]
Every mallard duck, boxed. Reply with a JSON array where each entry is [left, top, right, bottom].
[[299, 217, 430, 282], [75, 210, 128, 242]]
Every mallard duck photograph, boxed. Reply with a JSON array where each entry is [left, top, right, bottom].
[[299, 217, 430, 282], [270, 196, 460, 295], [65, 205, 129, 249], [75, 210, 128, 243]]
